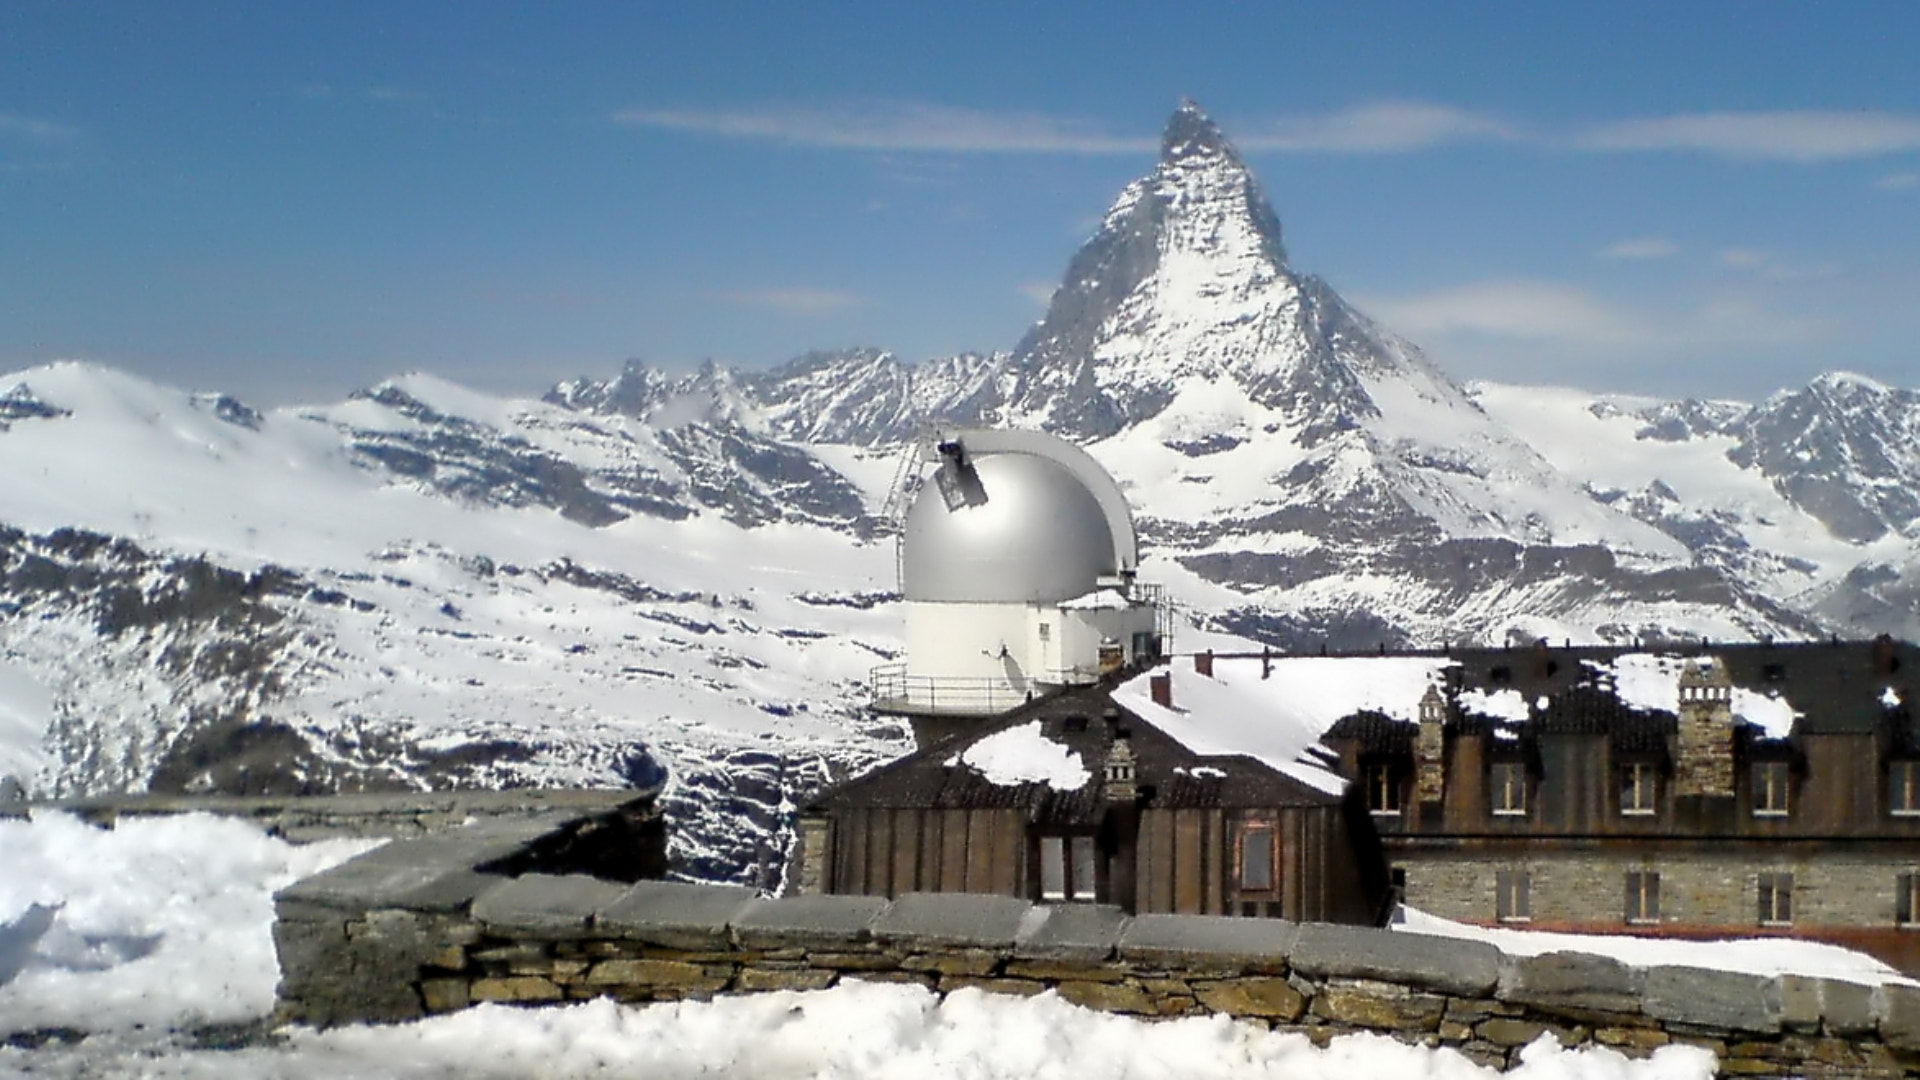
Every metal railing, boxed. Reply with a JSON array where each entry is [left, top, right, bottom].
[[868, 663, 1034, 716]]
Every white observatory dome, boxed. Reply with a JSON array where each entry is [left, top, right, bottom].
[[902, 451, 1119, 604]]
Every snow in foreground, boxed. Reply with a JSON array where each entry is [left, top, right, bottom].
[[0, 811, 1742, 1078]]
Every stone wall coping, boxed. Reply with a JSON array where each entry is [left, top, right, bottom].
[[1293, 923, 1499, 998], [277, 857, 490, 912], [1641, 963, 1784, 1035], [870, 892, 1035, 949], [731, 894, 889, 949], [597, 880, 760, 950], [471, 874, 631, 939], [1116, 913, 1297, 967], [1494, 950, 1640, 1014], [1013, 904, 1129, 962]]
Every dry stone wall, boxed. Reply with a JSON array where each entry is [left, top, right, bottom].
[[276, 814, 1920, 1076]]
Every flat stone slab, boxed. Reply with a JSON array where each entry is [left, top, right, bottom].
[[1497, 950, 1640, 1014], [732, 894, 889, 949], [871, 893, 1035, 949], [277, 855, 489, 912], [597, 880, 760, 949], [471, 874, 630, 938], [1013, 904, 1129, 962], [1116, 914, 1296, 969], [1292, 924, 1499, 998], [1642, 965, 1781, 1035]]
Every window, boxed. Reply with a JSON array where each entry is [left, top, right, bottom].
[[1492, 762, 1528, 817], [1620, 762, 1658, 816], [1238, 825, 1276, 893], [1038, 835, 1098, 902], [1625, 871, 1660, 924], [1893, 762, 1920, 816], [1365, 762, 1402, 815], [1899, 873, 1920, 927], [1752, 762, 1791, 817], [1496, 869, 1531, 922], [1757, 872, 1794, 926]]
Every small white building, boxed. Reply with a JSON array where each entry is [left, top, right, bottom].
[[872, 429, 1165, 721]]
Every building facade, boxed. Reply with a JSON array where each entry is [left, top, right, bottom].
[[1316, 637, 1920, 972]]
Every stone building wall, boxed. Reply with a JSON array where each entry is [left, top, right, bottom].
[[1408, 849, 1920, 931], [274, 810, 1920, 1077]]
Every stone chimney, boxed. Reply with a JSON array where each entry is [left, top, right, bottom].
[[1675, 659, 1735, 797], [1150, 673, 1172, 709], [1103, 729, 1138, 803], [1415, 683, 1447, 804]]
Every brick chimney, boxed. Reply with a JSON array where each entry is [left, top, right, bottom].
[[1150, 673, 1172, 709], [1415, 683, 1446, 804], [1675, 659, 1735, 797], [1194, 650, 1213, 677]]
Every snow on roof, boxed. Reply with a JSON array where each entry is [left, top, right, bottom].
[[1886, 686, 1905, 709], [1058, 587, 1135, 611], [1113, 656, 1452, 796], [1457, 687, 1529, 722], [1587, 653, 1802, 738], [957, 720, 1089, 790]]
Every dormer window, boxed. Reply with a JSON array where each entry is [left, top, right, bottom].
[[1365, 762, 1403, 816], [1620, 762, 1659, 817], [1892, 761, 1920, 817], [1492, 762, 1528, 817], [1763, 662, 1786, 683], [1752, 762, 1791, 817], [1489, 666, 1512, 685]]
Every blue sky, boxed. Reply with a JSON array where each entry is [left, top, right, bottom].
[[2, 2, 1917, 406]]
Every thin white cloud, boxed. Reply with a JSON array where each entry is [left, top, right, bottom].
[[1359, 280, 1647, 345], [1237, 102, 1518, 154], [1877, 171, 1919, 191], [722, 288, 866, 315], [1717, 248, 1769, 269], [615, 102, 1151, 154], [1715, 247, 1836, 282], [1598, 238, 1678, 261], [0, 113, 78, 141], [1356, 278, 1826, 355], [1575, 110, 1920, 162], [1019, 282, 1056, 306]]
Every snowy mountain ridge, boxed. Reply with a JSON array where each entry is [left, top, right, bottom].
[[2, 104, 1918, 885]]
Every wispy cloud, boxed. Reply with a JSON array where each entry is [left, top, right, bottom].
[[1715, 247, 1836, 282], [0, 113, 78, 142], [1598, 238, 1678, 261], [1019, 281, 1056, 306], [722, 288, 866, 315], [1575, 110, 1920, 162], [1877, 171, 1919, 192], [1357, 278, 1825, 354], [1237, 102, 1517, 153], [615, 102, 1151, 154], [1361, 280, 1647, 345]]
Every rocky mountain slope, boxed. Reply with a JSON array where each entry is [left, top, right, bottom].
[[2, 103, 1916, 884]]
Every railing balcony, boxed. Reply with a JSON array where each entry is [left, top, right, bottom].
[[868, 663, 1034, 716]]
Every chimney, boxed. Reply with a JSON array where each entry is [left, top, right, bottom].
[[1874, 634, 1900, 676], [1261, 646, 1272, 680], [1150, 673, 1172, 709], [1103, 728, 1138, 803], [1675, 659, 1736, 797], [1194, 650, 1214, 677], [1415, 683, 1447, 805]]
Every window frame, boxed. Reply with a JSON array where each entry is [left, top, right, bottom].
[[1619, 761, 1659, 817], [1899, 872, 1920, 928], [1496, 869, 1531, 923], [1757, 871, 1794, 926], [1752, 761, 1792, 818], [1036, 833, 1099, 903], [1237, 823, 1277, 895], [1892, 761, 1920, 817], [1625, 870, 1661, 925], [1491, 761, 1529, 817], [1364, 760, 1403, 817]]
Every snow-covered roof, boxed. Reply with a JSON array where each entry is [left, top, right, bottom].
[[1058, 587, 1135, 612], [951, 720, 1090, 791]]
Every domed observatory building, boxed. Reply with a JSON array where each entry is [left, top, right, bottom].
[[873, 429, 1167, 738]]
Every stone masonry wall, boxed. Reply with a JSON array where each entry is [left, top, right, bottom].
[[1409, 849, 1920, 932], [276, 815, 1920, 1077]]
